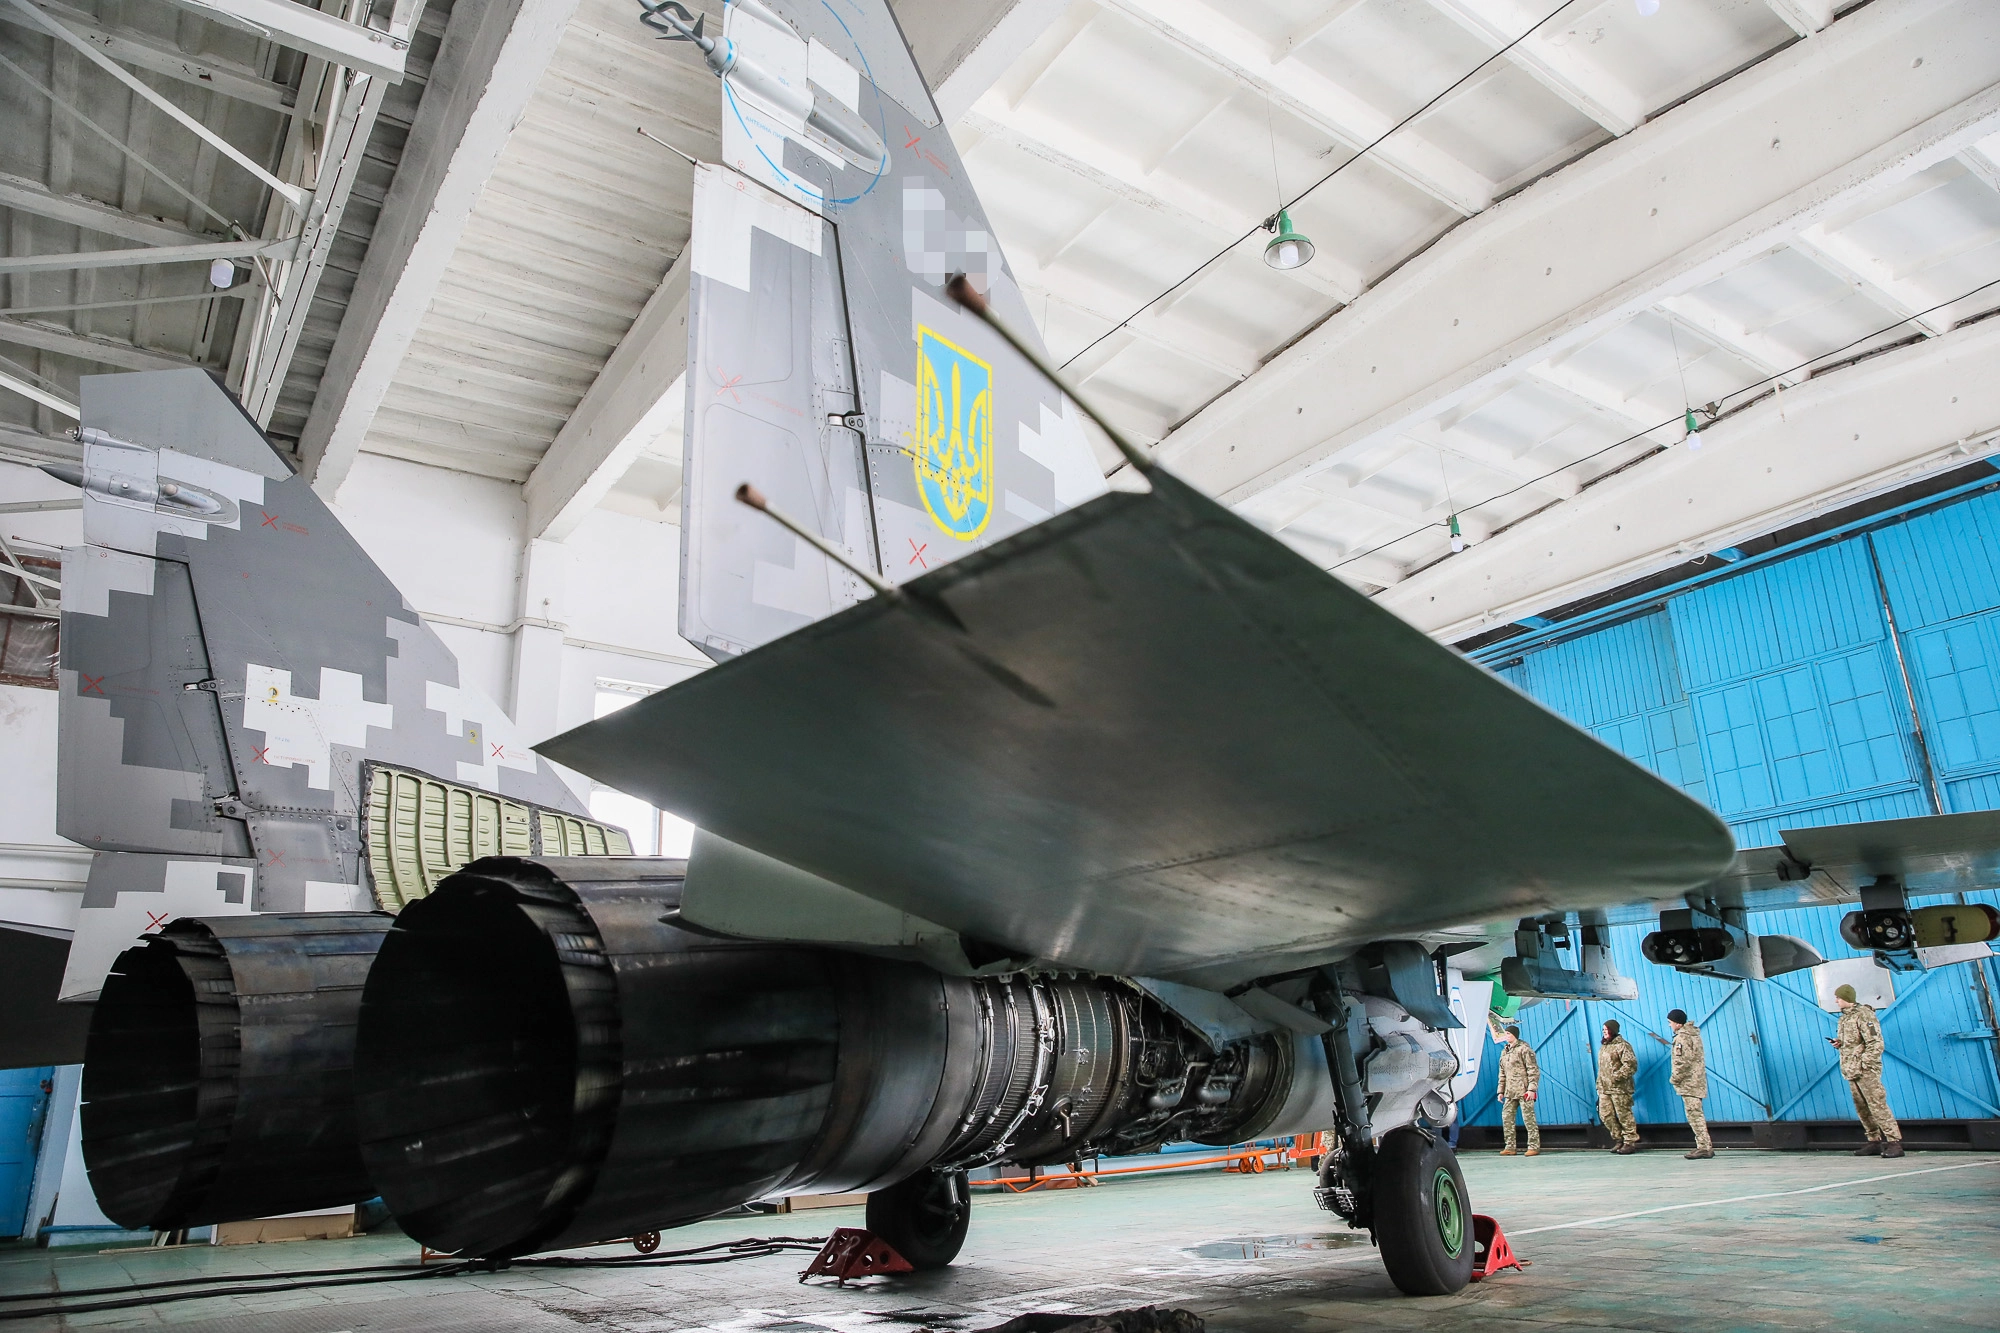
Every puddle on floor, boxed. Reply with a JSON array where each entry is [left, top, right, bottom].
[[1186, 1233, 1368, 1260]]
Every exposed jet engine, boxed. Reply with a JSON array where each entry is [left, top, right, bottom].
[[79, 913, 388, 1230], [351, 857, 1335, 1258]]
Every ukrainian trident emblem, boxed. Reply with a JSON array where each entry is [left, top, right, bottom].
[[913, 326, 994, 540]]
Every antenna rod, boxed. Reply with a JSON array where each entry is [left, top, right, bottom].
[[733, 483, 896, 597], [636, 126, 700, 167], [943, 273, 1153, 478]]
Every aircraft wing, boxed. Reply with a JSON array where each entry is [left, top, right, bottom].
[[1589, 807, 2000, 925], [541, 467, 1735, 990]]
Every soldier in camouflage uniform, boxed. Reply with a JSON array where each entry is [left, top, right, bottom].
[[1831, 983, 1903, 1158], [1495, 1024, 1540, 1156], [1667, 1008, 1712, 1159], [1596, 1019, 1640, 1153]]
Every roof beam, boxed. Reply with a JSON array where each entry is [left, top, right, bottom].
[[1274, 0, 1367, 62], [1521, 361, 1673, 438], [298, 0, 584, 500], [0, 421, 81, 465], [523, 250, 690, 542], [1158, 0, 2000, 508], [0, 169, 211, 247], [962, 108, 1358, 300], [1101, 0, 1497, 216], [0, 235, 293, 273], [0, 0, 299, 115], [156, 0, 415, 83], [1655, 293, 1811, 385], [1765, 0, 1836, 39], [1383, 310, 2000, 640], [0, 318, 192, 371], [7, 0, 308, 210], [894, 0, 1077, 125], [1423, 0, 1646, 136], [1789, 224, 1955, 336], [1958, 132, 2000, 189], [0, 366, 78, 418]]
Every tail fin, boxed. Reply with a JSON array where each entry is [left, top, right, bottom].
[[50, 369, 619, 1000], [677, 0, 1106, 660]]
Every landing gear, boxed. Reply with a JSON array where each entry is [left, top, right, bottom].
[[1373, 1128, 1474, 1296], [865, 1168, 970, 1270]]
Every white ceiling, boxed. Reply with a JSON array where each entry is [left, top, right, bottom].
[[956, 0, 2000, 611]]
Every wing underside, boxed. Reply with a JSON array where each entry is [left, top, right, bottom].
[[543, 468, 1737, 990]]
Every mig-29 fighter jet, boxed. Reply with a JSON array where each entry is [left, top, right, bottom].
[[27, 0, 1999, 1301]]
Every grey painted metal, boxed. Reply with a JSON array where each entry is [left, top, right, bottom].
[[675, 0, 1106, 661], [49, 369, 587, 1000], [79, 912, 388, 1230], [543, 467, 1735, 991]]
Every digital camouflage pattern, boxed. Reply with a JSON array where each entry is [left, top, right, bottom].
[[1834, 1003, 1886, 1079], [1670, 1021, 1708, 1097], [1596, 1035, 1638, 1144], [1497, 1040, 1540, 1097], [1672, 1022, 1711, 1152], [1837, 1004, 1899, 1141], [1497, 1039, 1540, 1152]]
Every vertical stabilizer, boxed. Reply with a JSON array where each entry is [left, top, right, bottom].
[[676, 0, 1106, 660], [51, 369, 603, 998]]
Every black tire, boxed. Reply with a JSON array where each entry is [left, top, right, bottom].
[[865, 1169, 970, 1270], [1374, 1128, 1475, 1297]]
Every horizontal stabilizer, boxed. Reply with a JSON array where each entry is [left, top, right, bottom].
[[541, 469, 1732, 988]]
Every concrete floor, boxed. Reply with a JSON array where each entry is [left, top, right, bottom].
[[3, 1149, 1997, 1332]]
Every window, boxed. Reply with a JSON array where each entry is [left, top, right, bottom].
[[0, 551, 58, 689], [587, 681, 696, 857]]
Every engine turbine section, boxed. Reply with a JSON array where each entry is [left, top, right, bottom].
[[353, 857, 1329, 1257], [80, 913, 389, 1230]]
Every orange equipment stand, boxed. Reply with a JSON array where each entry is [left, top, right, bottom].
[[799, 1228, 915, 1284], [1469, 1214, 1527, 1281]]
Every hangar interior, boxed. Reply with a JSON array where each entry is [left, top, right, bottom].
[[3, 0, 2000, 1328]]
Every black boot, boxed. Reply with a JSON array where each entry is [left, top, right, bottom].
[[1853, 1140, 1883, 1156], [1881, 1140, 1904, 1159]]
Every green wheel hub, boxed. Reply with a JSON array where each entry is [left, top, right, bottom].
[[1432, 1166, 1465, 1258]]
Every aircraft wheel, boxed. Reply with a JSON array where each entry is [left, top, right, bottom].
[[1373, 1128, 1474, 1296], [865, 1168, 970, 1270]]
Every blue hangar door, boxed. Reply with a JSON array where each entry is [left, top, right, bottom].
[[0, 1067, 52, 1239]]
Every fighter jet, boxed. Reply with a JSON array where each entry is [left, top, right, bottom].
[[23, 0, 1998, 1301]]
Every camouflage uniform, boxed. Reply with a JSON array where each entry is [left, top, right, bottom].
[[1670, 1022, 1711, 1152], [1835, 1003, 1900, 1143], [1497, 1040, 1540, 1152], [1596, 1035, 1639, 1145]]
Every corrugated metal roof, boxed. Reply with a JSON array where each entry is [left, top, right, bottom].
[[357, 0, 717, 481], [264, 0, 454, 454], [0, 0, 294, 462]]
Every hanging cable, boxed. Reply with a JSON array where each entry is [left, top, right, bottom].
[[1060, 0, 1590, 374], [1325, 273, 2000, 576]]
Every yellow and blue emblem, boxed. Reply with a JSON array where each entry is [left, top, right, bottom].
[[913, 325, 994, 540]]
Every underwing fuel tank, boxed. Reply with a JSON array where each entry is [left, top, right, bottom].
[[80, 913, 389, 1229], [353, 857, 1333, 1257]]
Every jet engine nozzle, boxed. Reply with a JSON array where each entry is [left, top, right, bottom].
[[352, 857, 1325, 1258], [80, 913, 389, 1231]]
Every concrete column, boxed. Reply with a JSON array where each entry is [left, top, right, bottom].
[[510, 538, 571, 745]]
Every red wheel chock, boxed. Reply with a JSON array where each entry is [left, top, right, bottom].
[[799, 1228, 915, 1285], [1469, 1214, 1527, 1281]]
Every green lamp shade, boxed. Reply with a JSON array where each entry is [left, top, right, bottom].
[[1264, 210, 1315, 271]]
